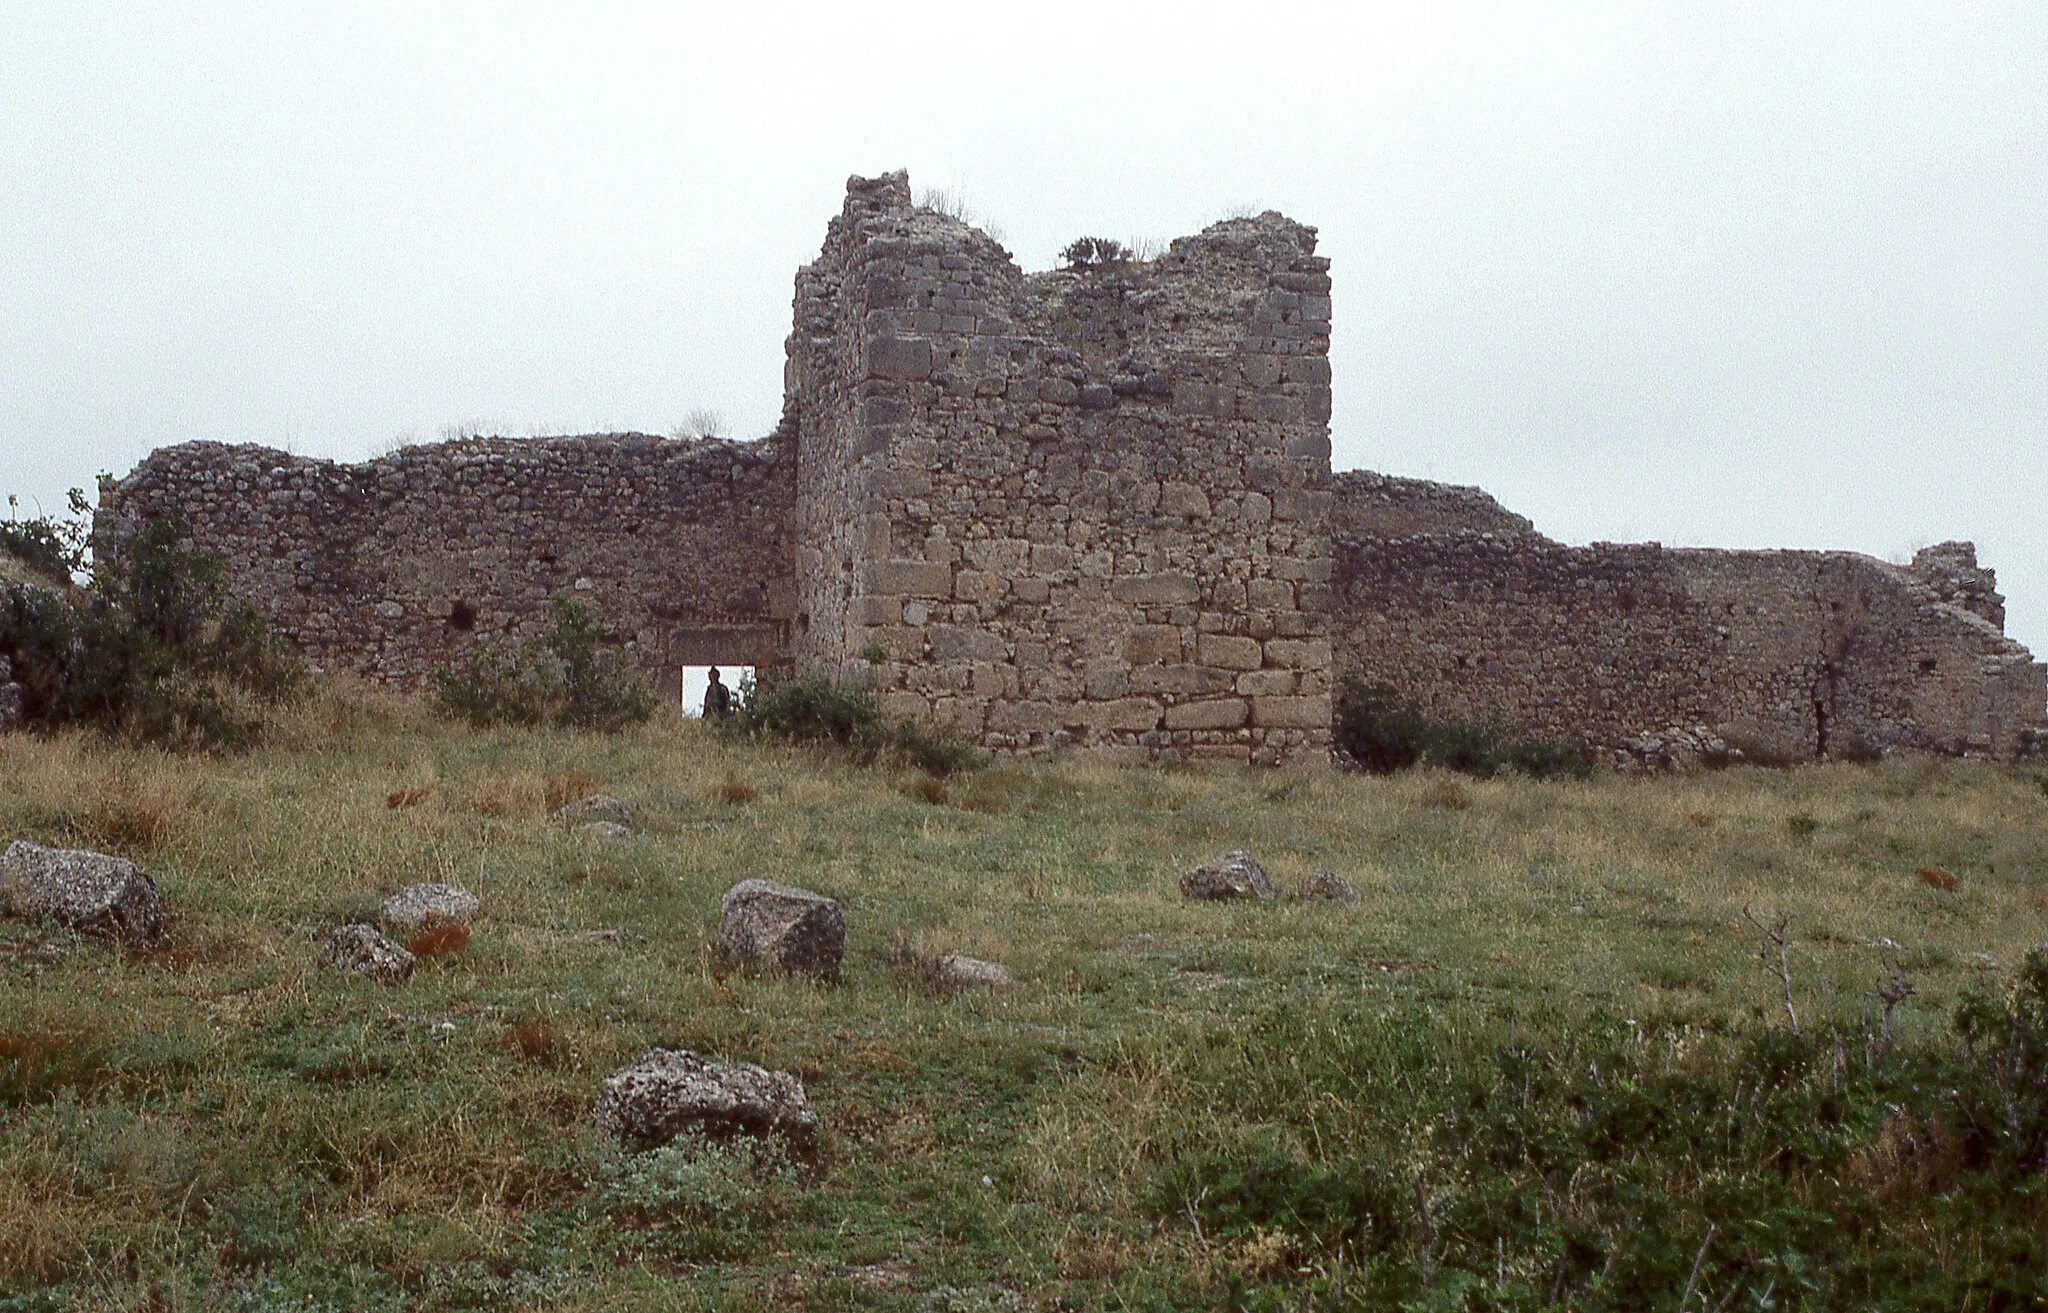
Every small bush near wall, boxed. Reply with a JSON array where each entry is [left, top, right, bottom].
[[431, 597, 655, 732], [0, 501, 301, 750], [1336, 678, 1591, 780], [732, 672, 978, 777]]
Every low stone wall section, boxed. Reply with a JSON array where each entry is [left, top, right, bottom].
[[99, 434, 796, 689], [1334, 532, 2047, 761]]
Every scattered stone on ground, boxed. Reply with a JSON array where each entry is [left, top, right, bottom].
[[0, 840, 167, 944], [553, 793, 632, 827], [573, 820, 633, 842], [1613, 725, 1734, 773], [1301, 868, 1359, 904], [317, 923, 416, 984], [1179, 849, 1276, 901], [935, 954, 1016, 988], [379, 882, 480, 934], [718, 878, 845, 981], [595, 1047, 819, 1152]]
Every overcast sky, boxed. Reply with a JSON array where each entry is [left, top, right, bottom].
[[4, 2, 2044, 653]]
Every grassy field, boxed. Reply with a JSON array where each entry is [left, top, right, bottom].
[[3, 686, 2047, 1310]]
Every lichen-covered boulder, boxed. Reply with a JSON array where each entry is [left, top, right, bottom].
[[379, 882, 480, 934], [573, 820, 633, 843], [0, 840, 167, 943], [317, 924, 416, 984], [553, 794, 632, 827], [717, 879, 844, 981], [936, 954, 1016, 989], [596, 1048, 818, 1152], [1179, 850, 1276, 901], [1300, 868, 1359, 904]]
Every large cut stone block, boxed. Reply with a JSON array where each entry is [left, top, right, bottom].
[[1252, 694, 1333, 729], [0, 840, 166, 944], [1111, 573, 1200, 607], [1164, 698, 1250, 730], [718, 879, 845, 981], [864, 335, 932, 380], [597, 1048, 819, 1153]]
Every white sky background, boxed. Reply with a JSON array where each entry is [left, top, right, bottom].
[[3, 2, 2044, 652]]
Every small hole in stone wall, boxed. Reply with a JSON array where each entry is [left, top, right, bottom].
[[448, 601, 477, 631], [1919, 658, 1938, 674]]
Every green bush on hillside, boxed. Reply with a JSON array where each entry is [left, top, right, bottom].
[[731, 671, 979, 777], [1335, 678, 1591, 780], [0, 498, 301, 750], [431, 596, 655, 732]]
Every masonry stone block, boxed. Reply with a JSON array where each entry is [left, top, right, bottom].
[[1077, 698, 1165, 731], [865, 336, 932, 380], [869, 560, 954, 598], [1111, 573, 1201, 607], [1198, 633, 1264, 671], [1164, 699, 1250, 730], [1253, 695, 1332, 729], [1123, 625, 1184, 665]]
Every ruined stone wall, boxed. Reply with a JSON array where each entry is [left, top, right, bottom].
[[1333, 530, 2047, 762], [782, 172, 1336, 764], [85, 171, 2046, 764], [100, 434, 795, 689], [1330, 470, 1538, 541]]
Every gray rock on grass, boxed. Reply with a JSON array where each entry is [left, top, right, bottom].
[[1300, 868, 1359, 904], [553, 794, 632, 827], [0, 840, 167, 944], [936, 954, 1016, 989], [596, 1047, 819, 1152], [573, 821, 633, 843], [379, 882, 480, 934], [1179, 849, 1276, 901], [718, 879, 844, 981], [318, 923, 416, 984]]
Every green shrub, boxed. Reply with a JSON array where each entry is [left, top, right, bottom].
[[1, 491, 88, 581], [1334, 678, 1591, 780], [0, 503, 301, 750], [1139, 973, 2048, 1308], [589, 1131, 796, 1262], [431, 597, 654, 732], [731, 671, 979, 776]]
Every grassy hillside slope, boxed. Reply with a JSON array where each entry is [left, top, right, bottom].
[[3, 687, 2047, 1309]]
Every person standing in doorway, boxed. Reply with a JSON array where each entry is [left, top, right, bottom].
[[703, 667, 734, 721]]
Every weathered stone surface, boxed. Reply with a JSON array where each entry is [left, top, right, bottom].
[[935, 954, 1016, 989], [718, 879, 845, 981], [1179, 850, 1276, 901], [380, 882, 480, 934], [0, 841, 167, 944], [596, 1047, 819, 1152], [574, 821, 634, 843], [0, 655, 22, 732], [553, 794, 631, 827], [318, 924, 415, 984], [1301, 868, 1359, 904]]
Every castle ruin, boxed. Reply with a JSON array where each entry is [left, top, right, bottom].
[[102, 171, 2048, 765]]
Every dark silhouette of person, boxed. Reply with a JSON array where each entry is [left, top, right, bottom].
[[702, 667, 733, 720]]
